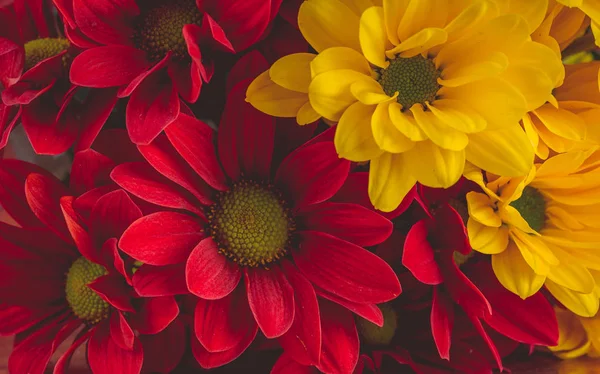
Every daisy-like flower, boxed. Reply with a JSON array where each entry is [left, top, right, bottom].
[[56, 0, 281, 145], [0, 150, 181, 374], [0, 0, 117, 154], [465, 148, 600, 317], [246, 0, 564, 212], [549, 307, 600, 359], [112, 62, 400, 371], [555, 0, 600, 46]]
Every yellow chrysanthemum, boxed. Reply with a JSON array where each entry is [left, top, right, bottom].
[[556, 0, 600, 46], [550, 307, 600, 359], [536, 1, 589, 52], [247, 0, 563, 212], [465, 148, 600, 317]]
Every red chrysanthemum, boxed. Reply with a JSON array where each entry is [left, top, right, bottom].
[[0, 0, 117, 154], [0, 148, 182, 374], [112, 55, 401, 372], [56, 0, 281, 145]]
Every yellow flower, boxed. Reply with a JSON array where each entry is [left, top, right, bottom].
[[550, 307, 600, 359], [465, 148, 600, 317], [247, 0, 563, 212], [555, 0, 600, 46]]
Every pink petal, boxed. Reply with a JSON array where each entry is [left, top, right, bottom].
[[186, 237, 241, 299], [293, 231, 401, 304], [194, 285, 256, 353], [88, 274, 134, 312], [132, 296, 179, 335], [70, 149, 115, 195], [139, 319, 186, 374], [191, 322, 258, 369], [316, 300, 359, 374], [402, 220, 443, 285], [109, 311, 134, 350], [90, 189, 142, 243], [431, 287, 454, 360], [275, 142, 350, 209], [119, 212, 205, 265], [132, 263, 188, 297], [25, 173, 72, 243], [246, 266, 295, 338], [88, 320, 143, 374]]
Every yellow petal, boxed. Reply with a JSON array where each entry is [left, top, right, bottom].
[[438, 51, 509, 87], [466, 124, 534, 177], [405, 140, 465, 188], [297, 102, 321, 125], [269, 53, 315, 93], [350, 78, 392, 105], [443, 1, 495, 43], [334, 101, 382, 162], [467, 218, 509, 254], [499, 205, 538, 234], [359, 6, 390, 68], [310, 47, 372, 77], [369, 152, 417, 212], [388, 102, 427, 141], [298, 0, 361, 53], [533, 105, 587, 141], [546, 279, 600, 317], [427, 100, 486, 133], [498, 0, 548, 32], [549, 307, 590, 359], [397, 0, 449, 41], [501, 65, 556, 112], [492, 240, 545, 299], [309, 69, 370, 121], [246, 71, 308, 118], [383, 0, 409, 45], [411, 104, 468, 151], [466, 192, 502, 227], [548, 260, 596, 294], [371, 101, 415, 153], [386, 27, 448, 58], [511, 229, 559, 275]]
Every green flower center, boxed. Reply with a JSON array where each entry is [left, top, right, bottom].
[[208, 180, 295, 268], [377, 55, 441, 110], [65, 257, 109, 324], [133, 0, 202, 61], [23, 38, 70, 71], [510, 186, 547, 232], [356, 304, 398, 346]]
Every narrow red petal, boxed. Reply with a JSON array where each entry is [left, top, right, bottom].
[[402, 220, 443, 285], [109, 311, 135, 350], [88, 274, 134, 312], [431, 287, 454, 361], [88, 320, 143, 374], [316, 300, 359, 374], [25, 173, 72, 243]]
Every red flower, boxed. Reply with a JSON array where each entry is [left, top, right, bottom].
[[0, 148, 181, 374], [112, 55, 400, 372], [58, 0, 282, 145], [0, 0, 117, 154]]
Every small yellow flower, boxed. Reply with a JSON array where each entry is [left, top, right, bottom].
[[247, 0, 563, 212], [465, 148, 600, 317], [555, 0, 600, 46]]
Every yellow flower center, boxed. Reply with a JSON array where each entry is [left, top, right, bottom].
[[207, 180, 295, 268], [23, 38, 70, 71], [65, 257, 110, 324], [133, 0, 202, 61], [378, 55, 441, 110], [356, 304, 398, 346], [510, 186, 547, 232]]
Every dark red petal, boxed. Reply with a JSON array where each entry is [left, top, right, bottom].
[[126, 70, 180, 145], [279, 262, 321, 366], [275, 142, 350, 209], [88, 320, 143, 374], [9, 317, 80, 374], [70, 46, 150, 88], [90, 189, 142, 243], [245, 266, 295, 338], [218, 80, 275, 181], [0, 305, 56, 335], [88, 274, 135, 312], [402, 220, 443, 285], [132, 263, 188, 297], [271, 353, 315, 374], [25, 173, 72, 243], [271, 118, 317, 167], [468, 314, 503, 371], [165, 114, 228, 190], [206, 0, 271, 51], [314, 286, 383, 327], [195, 13, 235, 54], [443, 259, 491, 318], [60, 196, 101, 263], [21, 98, 79, 155], [92, 128, 144, 164], [72, 0, 138, 45], [186, 237, 241, 299], [167, 58, 202, 103], [0, 103, 21, 149], [0, 38, 23, 87], [53, 328, 95, 374], [138, 133, 214, 205], [109, 311, 135, 350], [316, 300, 359, 374], [431, 287, 454, 360], [117, 52, 171, 98], [298, 202, 392, 246], [70, 149, 114, 195], [140, 319, 186, 374], [133, 296, 179, 334], [1, 53, 64, 105], [74, 87, 119, 152], [191, 322, 258, 369], [72, 186, 117, 221], [101, 238, 131, 284], [294, 231, 401, 304], [119, 212, 205, 265], [194, 285, 256, 353], [225, 50, 268, 95], [0, 221, 74, 259]]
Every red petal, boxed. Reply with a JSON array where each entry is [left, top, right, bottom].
[[298, 202, 392, 246], [119, 212, 205, 265], [139, 319, 186, 374], [70, 46, 150, 88], [272, 353, 315, 374], [443, 260, 491, 318], [293, 231, 401, 304], [88, 320, 143, 374], [60, 196, 100, 263], [195, 14, 234, 54], [92, 128, 144, 164], [191, 322, 258, 369], [275, 142, 350, 209], [271, 118, 318, 167], [245, 266, 295, 338], [1, 53, 63, 105], [186, 237, 241, 299], [167, 58, 202, 103], [279, 262, 321, 366], [70, 149, 114, 195], [88, 274, 134, 312], [314, 286, 383, 327], [126, 70, 180, 145], [117, 52, 171, 98], [0, 38, 23, 87], [316, 300, 359, 374], [194, 285, 256, 353], [225, 50, 268, 95], [0, 305, 56, 335], [72, 0, 138, 45], [468, 314, 503, 371], [431, 287, 454, 360], [0, 103, 21, 149], [132, 263, 188, 297], [109, 311, 135, 350], [53, 328, 95, 374], [402, 220, 443, 285], [90, 189, 142, 243], [74, 87, 119, 151], [218, 80, 275, 181], [25, 173, 72, 243], [133, 296, 179, 335], [101, 237, 131, 284], [165, 114, 228, 190]]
